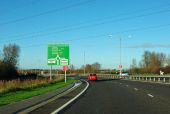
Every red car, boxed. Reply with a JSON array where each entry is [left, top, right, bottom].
[[88, 74, 98, 81]]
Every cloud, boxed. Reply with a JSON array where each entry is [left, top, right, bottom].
[[127, 43, 170, 48]]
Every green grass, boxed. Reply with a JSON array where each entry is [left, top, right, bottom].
[[0, 78, 75, 106]]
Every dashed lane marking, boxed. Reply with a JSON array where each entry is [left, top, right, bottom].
[[134, 88, 138, 91], [147, 94, 154, 98]]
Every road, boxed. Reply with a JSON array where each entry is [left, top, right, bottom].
[[60, 78, 170, 114]]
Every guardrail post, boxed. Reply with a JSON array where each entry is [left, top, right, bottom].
[[153, 77, 155, 82], [158, 78, 160, 82], [146, 77, 147, 81], [150, 77, 152, 81], [169, 78, 170, 83], [163, 78, 166, 83]]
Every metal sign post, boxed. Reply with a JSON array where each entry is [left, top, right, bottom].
[[63, 66, 68, 83], [65, 70, 67, 83], [50, 66, 52, 80], [118, 65, 122, 76]]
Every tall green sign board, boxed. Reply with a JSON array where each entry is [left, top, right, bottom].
[[48, 44, 70, 66]]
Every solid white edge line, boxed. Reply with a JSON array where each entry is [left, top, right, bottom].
[[147, 94, 154, 98], [50, 80, 89, 114], [17, 83, 81, 114]]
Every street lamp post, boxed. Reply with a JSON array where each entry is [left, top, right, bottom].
[[109, 35, 131, 75], [119, 37, 122, 75], [84, 51, 86, 76]]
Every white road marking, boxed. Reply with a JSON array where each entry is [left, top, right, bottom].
[[50, 80, 89, 114], [74, 83, 81, 88], [134, 88, 138, 91], [147, 94, 154, 98], [126, 85, 129, 87]]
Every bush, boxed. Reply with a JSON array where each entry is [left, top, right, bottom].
[[0, 61, 19, 80]]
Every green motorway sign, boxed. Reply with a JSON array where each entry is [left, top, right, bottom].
[[48, 44, 70, 66]]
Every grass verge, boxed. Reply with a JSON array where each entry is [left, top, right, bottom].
[[0, 78, 75, 106]]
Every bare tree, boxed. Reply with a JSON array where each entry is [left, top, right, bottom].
[[0, 51, 3, 60], [81, 62, 101, 73], [142, 51, 151, 68], [166, 54, 170, 66], [130, 58, 137, 68], [137, 51, 166, 73], [149, 52, 165, 68], [157, 52, 166, 67], [69, 64, 75, 74], [141, 51, 165, 68], [92, 62, 101, 72], [70, 64, 75, 70], [3, 43, 20, 67], [85, 64, 92, 73]]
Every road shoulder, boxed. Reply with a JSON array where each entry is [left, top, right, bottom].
[[0, 81, 80, 114]]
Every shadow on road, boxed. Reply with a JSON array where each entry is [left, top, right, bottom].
[[96, 78, 120, 82]]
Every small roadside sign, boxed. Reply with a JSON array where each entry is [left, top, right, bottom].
[[63, 66, 69, 71], [118, 65, 122, 69], [63, 66, 69, 83]]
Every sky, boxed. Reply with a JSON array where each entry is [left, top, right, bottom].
[[0, 0, 170, 70]]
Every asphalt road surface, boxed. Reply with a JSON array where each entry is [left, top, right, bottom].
[[60, 78, 170, 114]]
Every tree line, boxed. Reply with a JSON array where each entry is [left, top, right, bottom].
[[66, 62, 101, 74], [129, 51, 170, 74], [81, 62, 101, 73]]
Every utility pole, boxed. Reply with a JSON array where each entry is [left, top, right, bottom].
[[84, 51, 86, 76]]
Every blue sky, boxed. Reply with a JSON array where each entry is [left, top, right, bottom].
[[0, 0, 170, 69]]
